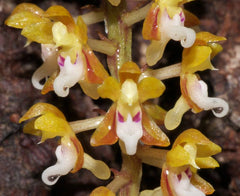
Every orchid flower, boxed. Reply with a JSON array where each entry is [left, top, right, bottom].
[[5, 3, 108, 99], [164, 32, 229, 130], [19, 103, 110, 185], [90, 62, 170, 155], [161, 129, 221, 196], [142, 0, 198, 65]]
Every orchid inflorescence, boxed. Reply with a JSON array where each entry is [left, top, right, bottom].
[[5, 0, 229, 195]]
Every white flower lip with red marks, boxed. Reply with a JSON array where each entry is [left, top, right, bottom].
[[53, 54, 84, 97], [161, 10, 196, 48], [171, 169, 205, 196], [116, 111, 143, 155]]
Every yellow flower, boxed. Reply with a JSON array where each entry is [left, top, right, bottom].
[[142, 0, 198, 65], [90, 62, 169, 155], [161, 129, 221, 196], [19, 103, 110, 185], [164, 32, 229, 130], [5, 3, 108, 99]]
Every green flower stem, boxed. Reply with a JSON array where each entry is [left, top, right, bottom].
[[136, 146, 168, 168], [69, 116, 104, 134], [104, 0, 132, 79], [141, 63, 181, 81], [122, 3, 152, 26], [80, 10, 105, 25], [88, 39, 117, 56]]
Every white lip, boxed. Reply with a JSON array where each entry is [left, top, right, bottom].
[[116, 112, 143, 155], [53, 55, 84, 97], [189, 79, 229, 117], [41, 144, 77, 185]]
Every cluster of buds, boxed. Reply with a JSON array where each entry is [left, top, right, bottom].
[[5, 0, 229, 195]]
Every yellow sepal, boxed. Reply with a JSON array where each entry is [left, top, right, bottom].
[[97, 77, 121, 102], [19, 103, 66, 123], [181, 46, 214, 74], [138, 77, 165, 103]]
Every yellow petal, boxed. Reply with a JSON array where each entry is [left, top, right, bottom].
[[90, 104, 118, 146], [97, 77, 120, 101], [141, 108, 170, 147], [172, 129, 222, 157], [196, 32, 226, 44], [5, 11, 47, 29], [79, 81, 100, 100], [10, 3, 44, 16], [195, 157, 220, 168], [34, 112, 72, 142], [19, 103, 66, 123], [138, 77, 165, 103], [76, 16, 88, 45], [166, 144, 199, 168], [191, 173, 215, 195], [5, 3, 44, 28], [142, 3, 161, 41], [181, 46, 214, 74], [119, 61, 141, 84], [82, 46, 109, 84], [23, 119, 41, 136], [67, 136, 84, 173], [180, 74, 203, 113], [90, 186, 115, 196], [44, 5, 75, 31], [82, 153, 111, 180], [21, 22, 54, 44], [146, 40, 168, 66], [209, 43, 223, 59]]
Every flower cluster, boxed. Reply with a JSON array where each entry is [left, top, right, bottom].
[[5, 0, 229, 195]]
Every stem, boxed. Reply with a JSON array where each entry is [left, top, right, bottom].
[[81, 11, 105, 25], [136, 146, 168, 168], [88, 39, 117, 56], [107, 170, 130, 193], [104, 0, 132, 79], [141, 63, 181, 81], [119, 141, 142, 196], [122, 3, 152, 26], [69, 116, 104, 134]]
